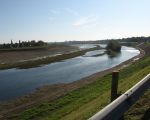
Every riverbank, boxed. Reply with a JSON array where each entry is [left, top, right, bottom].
[[0, 44, 146, 119], [0, 45, 100, 69], [0, 44, 78, 64]]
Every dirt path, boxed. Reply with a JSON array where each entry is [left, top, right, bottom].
[[0, 45, 145, 119]]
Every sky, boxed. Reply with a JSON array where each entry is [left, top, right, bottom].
[[0, 0, 150, 43]]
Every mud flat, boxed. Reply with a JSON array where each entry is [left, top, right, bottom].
[[0, 45, 79, 64]]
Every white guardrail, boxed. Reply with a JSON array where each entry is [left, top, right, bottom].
[[89, 73, 150, 120]]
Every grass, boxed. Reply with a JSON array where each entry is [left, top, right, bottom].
[[0, 46, 100, 69], [6, 56, 150, 120]]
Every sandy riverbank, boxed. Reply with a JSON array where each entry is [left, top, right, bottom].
[[0, 45, 79, 64]]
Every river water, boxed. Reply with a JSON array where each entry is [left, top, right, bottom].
[[0, 45, 140, 101]]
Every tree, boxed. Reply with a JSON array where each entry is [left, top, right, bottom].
[[106, 40, 121, 52]]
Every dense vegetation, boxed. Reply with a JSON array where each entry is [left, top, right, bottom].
[[6, 56, 150, 120], [0, 40, 47, 49], [106, 40, 121, 52], [105, 40, 121, 57]]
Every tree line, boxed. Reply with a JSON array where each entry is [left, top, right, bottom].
[[0, 40, 48, 49], [100, 36, 150, 44]]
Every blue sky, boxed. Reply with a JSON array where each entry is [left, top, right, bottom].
[[0, 0, 150, 43]]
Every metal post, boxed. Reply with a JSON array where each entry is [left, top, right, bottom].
[[111, 71, 119, 102]]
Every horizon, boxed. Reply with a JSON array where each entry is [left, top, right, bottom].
[[0, 0, 150, 44], [1, 35, 150, 44]]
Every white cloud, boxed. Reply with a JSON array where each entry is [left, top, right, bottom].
[[50, 8, 79, 17], [72, 15, 99, 28], [49, 8, 98, 28], [64, 8, 79, 16], [49, 8, 79, 22]]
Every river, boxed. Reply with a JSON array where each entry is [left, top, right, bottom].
[[0, 45, 140, 101]]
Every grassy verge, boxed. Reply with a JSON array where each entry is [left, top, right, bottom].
[[6, 56, 150, 120], [0, 46, 100, 69]]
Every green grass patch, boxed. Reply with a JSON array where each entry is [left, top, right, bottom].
[[7, 56, 150, 120]]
